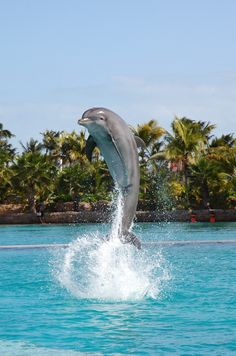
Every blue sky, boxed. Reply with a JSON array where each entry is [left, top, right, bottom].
[[0, 0, 236, 148]]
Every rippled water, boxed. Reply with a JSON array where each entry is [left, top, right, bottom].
[[0, 222, 236, 355]]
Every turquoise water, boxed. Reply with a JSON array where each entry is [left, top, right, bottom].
[[0, 222, 236, 355]]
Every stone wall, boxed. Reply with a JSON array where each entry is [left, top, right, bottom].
[[1, 209, 236, 224]]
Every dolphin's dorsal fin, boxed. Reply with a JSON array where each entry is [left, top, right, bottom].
[[85, 135, 97, 161], [134, 136, 146, 149]]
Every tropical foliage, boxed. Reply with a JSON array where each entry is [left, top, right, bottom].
[[0, 117, 235, 211]]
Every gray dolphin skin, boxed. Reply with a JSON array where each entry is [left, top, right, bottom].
[[78, 107, 145, 249]]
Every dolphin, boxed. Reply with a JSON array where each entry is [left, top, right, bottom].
[[78, 107, 145, 249]]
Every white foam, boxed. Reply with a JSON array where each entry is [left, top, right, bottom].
[[53, 190, 171, 301]]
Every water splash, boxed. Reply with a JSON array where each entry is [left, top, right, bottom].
[[110, 189, 124, 240], [53, 190, 171, 301]]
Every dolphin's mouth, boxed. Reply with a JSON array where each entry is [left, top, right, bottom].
[[78, 117, 91, 125]]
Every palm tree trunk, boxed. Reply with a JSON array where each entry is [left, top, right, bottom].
[[27, 190, 36, 213], [201, 180, 210, 208], [183, 159, 190, 206], [183, 160, 188, 188]]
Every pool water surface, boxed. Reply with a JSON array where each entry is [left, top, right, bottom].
[[0, 222, 235, 355]]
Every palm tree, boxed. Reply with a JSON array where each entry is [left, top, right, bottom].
[[0, 151, 14, 202], [189, 133, 236, 208], [0, 123, 14, 142], [190, 158, 219, 207], [12, 151, 56, 212], [207, 133, 236, 174], [0, 142, 15, 165], [218, 167, 236, 207], [59, 131, 87, 166], [41, 130, 62, 155], [0, 124, 15, 201], [163, 117, 216, 187], [132, 120, 166, 199], [20, 138, 43, 153], [210, 133, 235, 148], [0, 123, 15, 165], [135, 120, 165, 161]]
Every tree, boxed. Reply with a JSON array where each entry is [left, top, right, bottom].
[[134, 120, 165, 166], [59, 131, 87, 166], [54, 160, 112, 202], [132, 120, 166, 201], [190, 158, 219, 208], [163, 117, 215, 187], [0, 123, 15, 201], [41, 130, 88, 168], [135, 120, 165, 154], [20, 138, 43, 153], [210, 134, 235, 148], [0, 123, 14, 142], [189, 133, 236, 208], [0, 123, 15, 165], [41, 130, 62, 155], [12, 151, 56, 212]]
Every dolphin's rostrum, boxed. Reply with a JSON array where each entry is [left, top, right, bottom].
[[78, 107, 145, 249]]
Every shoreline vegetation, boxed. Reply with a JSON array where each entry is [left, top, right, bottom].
[[1, 117, 236, 218]]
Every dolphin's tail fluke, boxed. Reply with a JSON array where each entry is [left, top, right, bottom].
[[104, 232, 141, 249], [122, 232, 142, 250]]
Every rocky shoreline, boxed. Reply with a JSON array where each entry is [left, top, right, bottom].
[[1, 208, 236, 224]]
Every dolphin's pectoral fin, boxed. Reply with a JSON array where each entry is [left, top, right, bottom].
[[122, 232, 142, 250], [134, 136, 146, 150], [108, 131, 124, 162], [84, 135, 97, 161]]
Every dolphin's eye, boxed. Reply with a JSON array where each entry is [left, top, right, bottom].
[[100, 117, 105, 120]]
